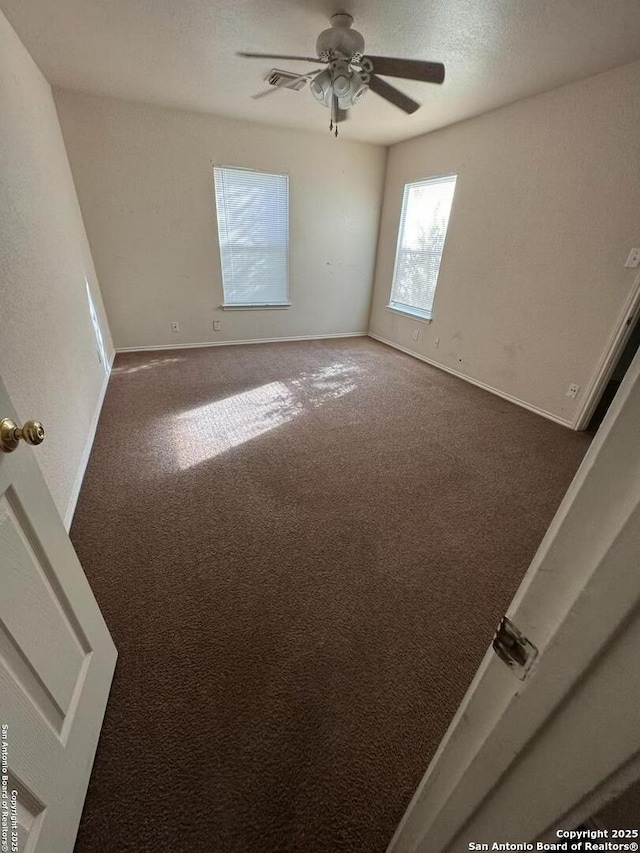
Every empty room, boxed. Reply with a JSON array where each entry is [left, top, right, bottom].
[[1, 1, 640, 851]]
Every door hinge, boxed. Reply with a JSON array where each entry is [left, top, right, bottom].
[[492, 616, 538, 680]]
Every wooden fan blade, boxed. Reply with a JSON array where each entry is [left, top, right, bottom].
[[251, 70, 317, 99], [368, 74, 420, 114], [366, 55, 445, 84], [238, 52, 325, 64]]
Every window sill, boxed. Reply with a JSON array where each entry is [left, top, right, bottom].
[[221, 303, 292, 311], [386, 305, 433, 324]]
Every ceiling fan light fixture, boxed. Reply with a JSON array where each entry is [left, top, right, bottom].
[[239, 13, 446, 134], [349, 72, 368, 103], [333, 72, 350, 97], [310, 69, 332, 104]]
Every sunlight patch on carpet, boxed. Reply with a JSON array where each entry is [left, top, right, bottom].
[[169, 362, 360, 469]]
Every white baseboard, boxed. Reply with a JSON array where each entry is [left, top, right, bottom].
[[368, 333, 573, 429], [116, 332, 367, 353], [64, 355, 113, 531]]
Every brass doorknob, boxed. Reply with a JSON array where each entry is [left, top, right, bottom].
[[0, 418, 45, 453]]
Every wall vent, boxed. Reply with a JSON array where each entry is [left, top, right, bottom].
[[266, 69, 308, 90]]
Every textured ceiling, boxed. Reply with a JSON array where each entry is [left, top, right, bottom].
[[3, 0, 640, 145]]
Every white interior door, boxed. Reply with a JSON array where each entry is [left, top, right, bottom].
[[0, 375, 116, 853], [389, 349, 640, 852]]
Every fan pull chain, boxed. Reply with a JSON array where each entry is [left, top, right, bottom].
[[330, 90, 339, 137]]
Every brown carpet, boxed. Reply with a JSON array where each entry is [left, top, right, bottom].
[[70, 338, 589, 853]]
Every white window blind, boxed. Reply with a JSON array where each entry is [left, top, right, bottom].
[[389, 174, 457, 321], [213, 166, 289, 307]]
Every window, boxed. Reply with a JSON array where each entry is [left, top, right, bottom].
[[213, 166, 289, 308], [388, 174, 457, 321], [86, 278, 108, 373]]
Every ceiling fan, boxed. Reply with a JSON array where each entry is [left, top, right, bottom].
[[238, 13, 445, 136]]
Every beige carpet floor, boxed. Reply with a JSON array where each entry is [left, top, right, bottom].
[[70, 338, 590, 853]]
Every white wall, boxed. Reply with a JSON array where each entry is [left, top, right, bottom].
[[369, 61, 640, 426], [0, 9, 114, 523], [53, 90, 387, 351]]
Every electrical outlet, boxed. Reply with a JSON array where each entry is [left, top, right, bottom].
[[624, 248, 640, 269], [433, 337, 440, 348], [412, 329, 420, 342], [171, 322, 179, 333], [566, 383, 580, 399], [213, 320, 221, 331]]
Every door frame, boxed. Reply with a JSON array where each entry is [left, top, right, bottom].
[[572, 270, 640, 430], [388, 347, 640, 852]]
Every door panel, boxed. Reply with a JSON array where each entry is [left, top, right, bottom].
[[1, 491, 87, 718], [0, 375, 116, 853]]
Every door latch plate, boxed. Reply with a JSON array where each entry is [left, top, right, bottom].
[[492, 616, 538, 680]]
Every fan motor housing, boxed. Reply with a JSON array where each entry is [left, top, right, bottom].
[[316, 13, 365, 60]]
